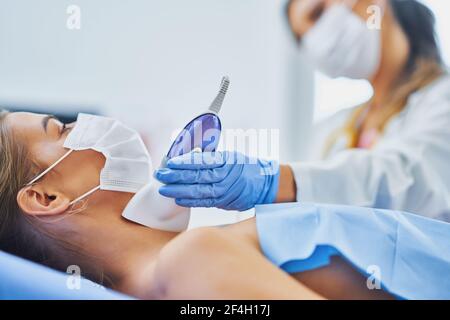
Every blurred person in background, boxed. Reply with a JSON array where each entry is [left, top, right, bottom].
[[157, 0, 450, 222]]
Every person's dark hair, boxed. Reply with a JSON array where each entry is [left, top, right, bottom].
[[390, 0, 443, 72]]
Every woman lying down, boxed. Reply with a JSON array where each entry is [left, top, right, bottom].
[[1, 111, 449, 300]]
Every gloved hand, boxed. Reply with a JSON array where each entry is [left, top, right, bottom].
[[155, 151, 280, 211]]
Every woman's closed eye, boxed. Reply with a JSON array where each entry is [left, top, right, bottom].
[[43, 116, 73, 139], [59, 121, 75, 138], [60, 123, 68, 137]]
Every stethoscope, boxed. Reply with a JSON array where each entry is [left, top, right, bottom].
[[160, 76, 230, 167]]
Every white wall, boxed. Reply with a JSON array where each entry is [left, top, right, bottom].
[[0, 0, 313, 162], [0, 0, 314, 226], [421, 0, 450, 62]]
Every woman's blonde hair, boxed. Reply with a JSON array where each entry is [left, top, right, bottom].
[[0, 110, 110, 286], [323, 0, 445, 156]]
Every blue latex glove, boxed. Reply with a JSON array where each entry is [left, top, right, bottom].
[[155, 151, 280, 211]]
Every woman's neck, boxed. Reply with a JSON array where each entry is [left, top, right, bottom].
[[64, 195, 179, 298], [109, 221, 178, 298], [370, 16, 410, 108]]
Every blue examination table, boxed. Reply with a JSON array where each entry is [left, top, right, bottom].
[[0, 250, 130, 300]]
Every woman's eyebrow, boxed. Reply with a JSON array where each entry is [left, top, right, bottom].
[[41, 115, 56, 133]]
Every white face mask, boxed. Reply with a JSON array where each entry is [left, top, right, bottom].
[[27, 113, 190, 231], [301, 0, 382, 79], [27, 113, 153, 206]]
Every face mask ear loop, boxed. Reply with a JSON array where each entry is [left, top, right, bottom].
[[69, 185, 101, 206], [32, 185, 100, 224], [27, 149, 74, 186], [31, 186, 100, 224], [32, 199, 88, 224]]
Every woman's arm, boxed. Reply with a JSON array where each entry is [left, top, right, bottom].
[[152, 218, 393, 300], [292, 255, 394, 300], [153, 226, 323, 299]]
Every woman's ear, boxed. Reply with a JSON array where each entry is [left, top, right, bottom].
[[17, 185, 71, 216]]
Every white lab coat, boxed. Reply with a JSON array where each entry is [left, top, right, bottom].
[[290, 74, 450, 221]]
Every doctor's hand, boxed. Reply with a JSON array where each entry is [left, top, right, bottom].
[[155, 151, 280, 211]]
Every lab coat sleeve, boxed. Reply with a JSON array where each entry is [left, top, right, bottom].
[[290, 97, 450, 220]]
